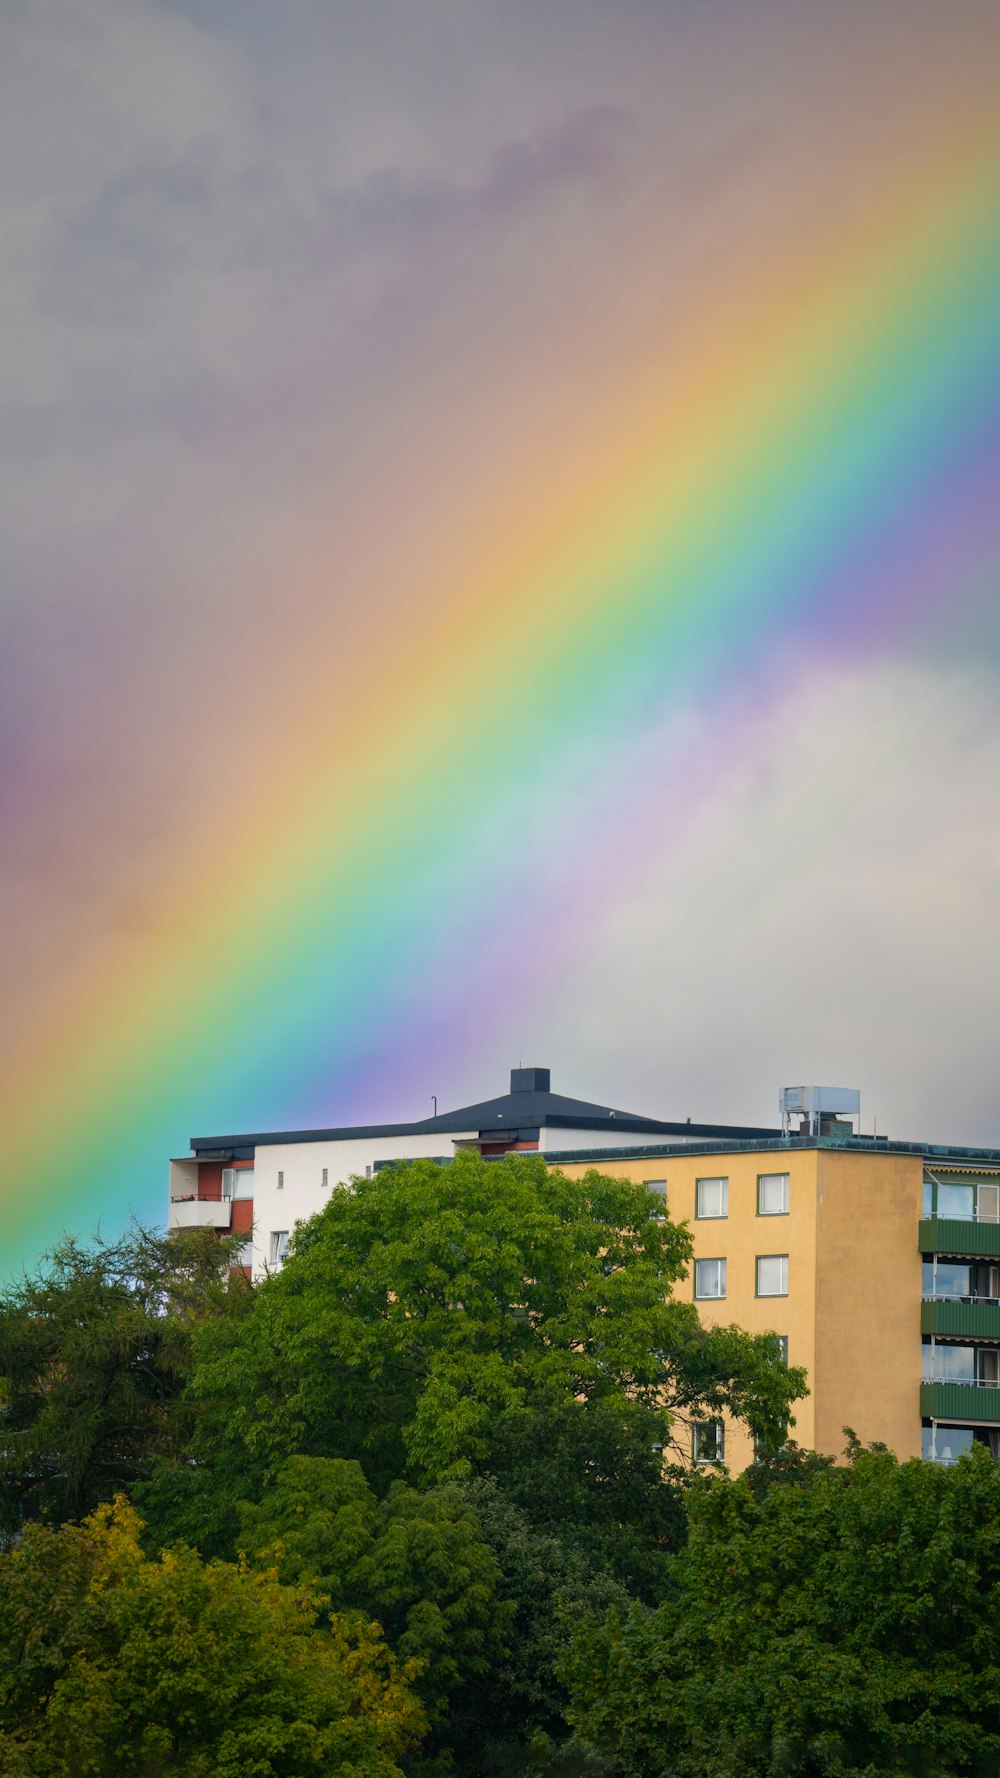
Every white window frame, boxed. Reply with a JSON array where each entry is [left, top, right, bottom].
[[758, 1173, 790, 1216], [694, 1257, 727, 1300], [221, 1168, 236, 1200], [269, 1230, 289, 1266], [696, 1177, 728, 1220], [756, 1254, 789, 1297]]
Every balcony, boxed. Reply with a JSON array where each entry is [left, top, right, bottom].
[[921, 1297, 1000, 1339], [920, 1379, 1000, 1422], [169, 1198, 233, 1231], [919, 1217, 1000, 1260]]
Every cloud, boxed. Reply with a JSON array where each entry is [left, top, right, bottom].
[[538, 660, 1000, 1146]]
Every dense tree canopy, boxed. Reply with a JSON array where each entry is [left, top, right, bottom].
[[239, 1455, 509, 1738], [0, 1497, 422, 1778], [143, 1152, 803, 1562], [562, 1442, 1000, 1778], [0, 1226, 248, 1538]]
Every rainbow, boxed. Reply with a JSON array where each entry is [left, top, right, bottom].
[[3, 120, 999, 1270]]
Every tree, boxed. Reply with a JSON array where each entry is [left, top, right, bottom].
[[238, 1455, 511, 1744], [156, 1153, 802, 1559], [0, 1497, 423, 1778], [562, 1443, 1000, 1778], [0, 1226, 249, 1539]]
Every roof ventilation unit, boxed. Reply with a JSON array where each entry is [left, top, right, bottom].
[[780, 1085, 860, 1141]]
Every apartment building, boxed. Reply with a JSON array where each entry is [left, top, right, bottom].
[[168, 1065, 774, 1279], [168, 1071, 1000, 1471], [554, 1093, 1000, 1472]]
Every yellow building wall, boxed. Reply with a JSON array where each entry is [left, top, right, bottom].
[[553, 1148, 820, 1472], [812, 1148, 923, 1460], [552, 1144, 923, 1472]]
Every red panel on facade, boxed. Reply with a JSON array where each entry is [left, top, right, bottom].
[[231, 1200, 253, 1235], [197, 1163, 223, 1201]]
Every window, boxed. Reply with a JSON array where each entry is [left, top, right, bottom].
[[269, 1230, 289, 1266], [235, 1239, 254, 1268], [923, 1259, 972, 1300], [221, 1168, 236, 1200], [694, 1257, 726, 1299], [758, 1173, 789, 1215], [772, 1334, 789, 1365], [321, 1167, 329, 1187], [923, 1424, 975, 1464], [696, 1177, 728, 1219], [365, 1165, 372, 1179], [923, 1173, 1000, 1222], [756, 1254, 788, 1297], [645, 1179, 667, 1201], [692, 1421, 724, 1464], [277, 1171, 284, 1190], [923, 1341, 974, 1382]]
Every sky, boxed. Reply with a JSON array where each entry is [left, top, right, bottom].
[[2, 0, 1000, 1271]]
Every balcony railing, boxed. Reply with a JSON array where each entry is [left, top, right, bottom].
[[919, 1218, 1000, 1260], [921, 1296, 1000, 1338], [169, 1198, 233, 1231], [920, 1379, 1000, 1421]]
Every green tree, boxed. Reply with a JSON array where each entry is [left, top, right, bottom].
[[562, 1442, 1000, 1778], [457, 1476, 636, 1775], [0, 1497, 423, 1778], [0, 1226, 249, 1539], [151, 1153, 802, 1560], [238, 1455, 511, 1743]]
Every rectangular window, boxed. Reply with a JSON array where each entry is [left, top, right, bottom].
[[938, 1181, 975, 1219], [922, 1260, 973, 1300], [694, 1257, 726, 1299], [758, 1173, 790, 1215], [221, 1168, 236, 1200], [979, 1348, 1000, 1385], [645, 1179, 667, 1201], [692, 1420, 724, 1464], [277, 1171, 284, 1190], [756, 1254, 788, 1297], [269, 1230, 289, 1266], [923, 1342, 975, 1382], [696, 1177, 728, 1219], [923, 1424, 975, 1464], [980, 1183, 1000, 1224], [235, 1239, 254, 1268], [773, 1334, 789, 1365], [322, 1167, 329, 1187]]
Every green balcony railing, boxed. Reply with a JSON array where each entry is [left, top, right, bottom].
[[919, 1218, 1000, 1259], [920, 1381, 1000, 1422], [921, 1298, 1000, 1339]]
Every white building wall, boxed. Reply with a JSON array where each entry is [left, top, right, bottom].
[[538, 1125, 701, 1153], [249, 1129, 475, 1280]]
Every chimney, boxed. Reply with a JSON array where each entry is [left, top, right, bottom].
[[510, 1066, 550, 1095]]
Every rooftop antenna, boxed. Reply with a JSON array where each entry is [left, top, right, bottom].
[[431, 1095, 437, 1118]]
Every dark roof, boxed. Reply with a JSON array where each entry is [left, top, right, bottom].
[[189, 1065, 779, 1155]]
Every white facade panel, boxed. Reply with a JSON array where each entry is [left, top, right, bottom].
[[248, 1130, 476, 1280], [538, 1125, 698, 1153]]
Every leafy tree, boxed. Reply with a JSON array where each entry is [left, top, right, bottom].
[[238, 1455, 511, 1742], [158, 1154, 802, 1558], [0, 1226, 249, 1539], [0, 1496, 423, 1778], [562, 1442, 1000, 1778], [457, 1476, 636, 1775]]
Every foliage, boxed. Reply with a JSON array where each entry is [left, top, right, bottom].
[[456, 1476, 636, 1774], [562, 1443, 1000, 1778], [0, 1496, 423, 1778], [238, 1455, 510, 1737], [173, 1153, 803, 1543], [0, 1225, 249, 1538]]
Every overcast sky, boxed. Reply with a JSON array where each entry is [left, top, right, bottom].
[[3, 1, 1000, 1261]]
